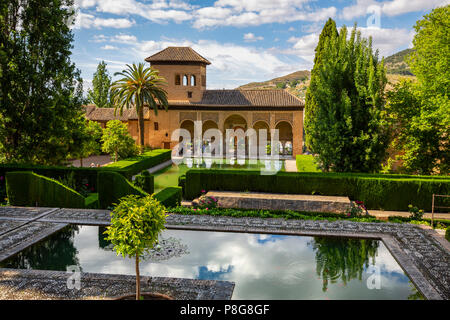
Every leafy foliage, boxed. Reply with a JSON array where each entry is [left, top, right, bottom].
[[101, 120, 138, 162], [110, 63, 169, 152], [69, 120, 103, 166], [87, 61, 113, 108], [104, 194, 167, 299], [0, 0, 87, 165], [384, 6, 449, 175], [305, 21, 389, 172]]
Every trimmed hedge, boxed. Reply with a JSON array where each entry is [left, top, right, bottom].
[[133, 171, 154, 194], [446, 227, 450, 242], [104, 149, 171, 179], [184, 170, 450, 211], [97, 171, 147, 209], [178, 175, 186, 197], [6, 171, 86, 208], [154, 187, 182, 208]]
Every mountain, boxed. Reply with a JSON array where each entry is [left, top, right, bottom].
[[384, 48, 414, 75], [236, 49, 415, 98]]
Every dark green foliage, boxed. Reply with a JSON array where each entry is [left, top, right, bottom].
[[178, 174, 186, 197], [305, 22, 389, 172], [154, 187, 182, 208], [84, 193, 99, 209], [6, 171, 85, 208], [184, 169, 450, 211], [88, 61, 113, 108], [0, 0, 87, 165], [104, 149, 171, 179], [446, 227, 450, 242], [133, 171, 154, 194], [97, 171, 147, 209]]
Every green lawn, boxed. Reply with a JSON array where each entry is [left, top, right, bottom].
[[296, 154, 321, 172]]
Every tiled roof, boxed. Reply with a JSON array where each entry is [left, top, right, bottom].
[[171, 89, 304, 107], [85, 106, 150, 121], [84, 90, 303, 121], [145, 47, 211, 65]]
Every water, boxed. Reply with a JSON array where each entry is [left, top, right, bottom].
[[154, 158, 285, 193], [0, 226, 422, 300]]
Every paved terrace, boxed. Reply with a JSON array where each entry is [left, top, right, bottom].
[[0, 206, 449, 300]]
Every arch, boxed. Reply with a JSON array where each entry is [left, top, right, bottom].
[[224, 114, 247, 132], [175, 74, 181, 86], [182, 75, 188, 86], [253, 120, 270, 156], [275, 121, 293, 155], [190, 75, 196, 86], [180, 120, 195, 142], [224, 114, 248, 157]]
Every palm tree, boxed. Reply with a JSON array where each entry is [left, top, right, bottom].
[[110, 63, 169, 153]]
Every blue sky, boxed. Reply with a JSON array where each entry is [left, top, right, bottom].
[[71, 0, 449, 92]]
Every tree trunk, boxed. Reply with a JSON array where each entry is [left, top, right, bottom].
[[138, 106, 145, 154], [80, 158, 83, 167], [136, 253, 140, 300]]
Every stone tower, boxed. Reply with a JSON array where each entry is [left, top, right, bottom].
[[145, 47, 211, 102]]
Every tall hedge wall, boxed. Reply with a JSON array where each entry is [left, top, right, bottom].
[[184, 170, 450, 211], [133, 171, 154, 194], [97, 171, 147, 209], [6, 171, 86, 208]]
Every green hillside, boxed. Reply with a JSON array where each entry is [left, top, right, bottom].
[[384, 48, 414, 75]]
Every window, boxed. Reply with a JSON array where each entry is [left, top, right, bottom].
[[154, 122, 159, 130], [175, 74, 181, 85], [190, 75, 196, 86], [187, 91, 192, 98], [182, 75, 188, 86], [202, 75, 206, 86]]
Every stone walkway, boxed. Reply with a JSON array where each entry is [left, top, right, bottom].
[[0, 206, 449, 300]]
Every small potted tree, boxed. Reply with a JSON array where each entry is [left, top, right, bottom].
[[104, 194, 172, 300]]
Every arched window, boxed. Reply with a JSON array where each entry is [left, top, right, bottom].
[[190, 75, 196, 86], [175, 74, 181, 85], [182, 75, 188, 86]]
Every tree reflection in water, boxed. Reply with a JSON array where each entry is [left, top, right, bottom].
[[0, 226, 81, 271], [309, 236, 379, 291]]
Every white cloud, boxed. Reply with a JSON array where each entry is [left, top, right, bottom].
[[100, 45, 118, 50], [74, 12, 135, 29], [340, 0, 450, 21], [243, 33, 264, 42]]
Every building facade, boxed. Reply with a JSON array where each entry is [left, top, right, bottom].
[[85, 47, 305, 157]]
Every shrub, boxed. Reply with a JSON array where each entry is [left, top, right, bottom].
[[154, 187, 182, 208], [101, 120, 138, 162], [85, 193, 99, 209], [184, 170, 450, 211], [446, 227, 450, 242], [97, 171, 147, 209], [6, 171, 85, 208], [408, 204, 424, 220], [133, 171, 154, 194]]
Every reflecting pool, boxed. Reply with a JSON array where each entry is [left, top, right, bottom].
[[154, 158, 285, 193], [0, 226, 422, 300]]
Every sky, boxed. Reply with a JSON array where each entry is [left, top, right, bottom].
[[71, 0, 450, 92]]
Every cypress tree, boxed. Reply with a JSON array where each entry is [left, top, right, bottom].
[[304, 24, 389, 172]]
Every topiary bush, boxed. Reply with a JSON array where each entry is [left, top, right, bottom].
[[133, 171, 154, 194], [154, 187, 182, 208], [178, 174, 186, 197], [6, 171, 86, 208], [97, 171, 147, 209]]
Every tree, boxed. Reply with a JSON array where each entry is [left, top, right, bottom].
[[384, 6, 449, 174], [304, 23, 389, 172], [104, 194, 167, 300], [0, 0, 86, 165], [304, 18, 339, 154], [110, 63, 169, 153], [87, 61, 113, 108], [101, 120, 138, 162], [69, 120, 103, 167]]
